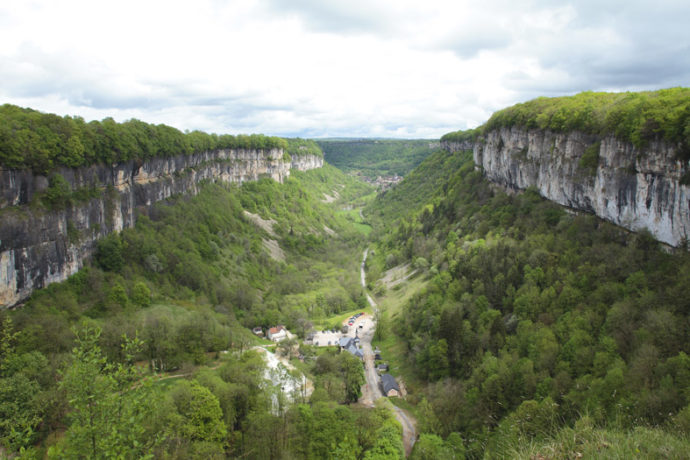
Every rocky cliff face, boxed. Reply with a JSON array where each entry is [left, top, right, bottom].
[[0, 149, 323, 307], [441, 140, 474, 152], [291, 154, 324, 171], [473, 127, 690, 246]]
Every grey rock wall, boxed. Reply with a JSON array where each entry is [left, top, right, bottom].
[[0, 149, 323, 307], [441, 140, 475, 152], [473, 126, 690, 246]]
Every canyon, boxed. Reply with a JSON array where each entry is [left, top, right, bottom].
[[0, 149, 322, 307]]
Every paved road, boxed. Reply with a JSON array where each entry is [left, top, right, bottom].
[[359, 248, 417, 457]]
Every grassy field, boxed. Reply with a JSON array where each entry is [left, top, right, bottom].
[[375, 274, 426, 319], [338, 207, 372, 236], [310, 305, 374, 331]]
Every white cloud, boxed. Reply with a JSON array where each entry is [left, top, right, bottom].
[[0, 0, 688, 138]]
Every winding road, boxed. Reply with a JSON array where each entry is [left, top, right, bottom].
[[359, 248, 417, 457]]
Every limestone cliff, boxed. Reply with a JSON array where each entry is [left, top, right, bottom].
[[441, 140, 474, 153], [473, 126, 690, 246], [0, 149, 323, 307]]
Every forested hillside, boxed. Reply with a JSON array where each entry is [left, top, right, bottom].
[[318, 139, 436, 178], [0, 161, 413, 459], [366, 147, 690, 458]]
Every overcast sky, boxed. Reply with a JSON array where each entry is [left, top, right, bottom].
[[1, 0, 688, 138]]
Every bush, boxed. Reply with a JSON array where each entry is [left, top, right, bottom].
[[42, 174, 71, 208], [95, 235, 124, 272]]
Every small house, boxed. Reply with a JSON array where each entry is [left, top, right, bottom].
[[339, 337, 363, 360], [339, 336, 354, 350], [267, 325, 288, 342], [377, 363, 389, 373], [380, 374, 400, 397], [252, 327, 263, 336], [345, 343, 364, 360]]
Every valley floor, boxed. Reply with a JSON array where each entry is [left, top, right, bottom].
[[359, 247, 418, 457]]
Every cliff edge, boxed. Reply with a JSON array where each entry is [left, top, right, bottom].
[[473, 126, 689, 246], [0, 148, 323, 307]]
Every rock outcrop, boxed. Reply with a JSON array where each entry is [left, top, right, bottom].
[[441, 140, 474, 152], [473, 126, 690, 247], [0, 149, 323, 307]]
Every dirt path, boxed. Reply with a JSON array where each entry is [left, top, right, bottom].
[[359, 248, 417, 457], [393, 405, 417, 456]]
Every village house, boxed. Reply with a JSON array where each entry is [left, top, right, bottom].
[[252, 327, 263, 337], [267, 325, 289, 342], [380, 373, 400, 397], [339, 337, 364, 360]]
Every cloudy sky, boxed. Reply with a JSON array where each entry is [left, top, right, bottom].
[[1, 0, 688, 138]]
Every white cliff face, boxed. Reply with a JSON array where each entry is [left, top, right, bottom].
[[474, 127, 690, 246], [291, 155, 324, 171], [441, 140, 474, 152], [0, 149, 322, 307]]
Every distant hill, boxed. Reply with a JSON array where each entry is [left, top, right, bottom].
[[317, 139, 438, 178]]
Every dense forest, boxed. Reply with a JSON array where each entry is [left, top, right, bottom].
[[442, 88, 690, 155], [0, 104, 320, 173], [318, 139, 435, 178], [439, 128, 481, 144], [365, 146, 690, 458], [0, 153, 415, 458]]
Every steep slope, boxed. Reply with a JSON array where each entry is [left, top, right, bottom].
[[448, 89, 690, 246], [1, 161, 409, 458], [0, 107, 324, 307], [318, 139, 436, 178], [474, 127, 689, 246], [366, 146, 690, 458]]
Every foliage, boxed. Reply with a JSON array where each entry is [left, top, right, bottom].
[[3, 161, 382, 457], [42, 173, 72, 208], [0, 316, 49, 452], [479, 88, 690, 149], [439, 128, 481, 144], [286, 138, 324, 158], [318, 139, 436, 178], [50, 325, 162, 459], [578, 140, 601, 172], [367, 146, 690, 455], [0, 103, 296, 173], [95, 234, 124, 272], [491, 415, 690, 459], [312, 349, 366, 403]]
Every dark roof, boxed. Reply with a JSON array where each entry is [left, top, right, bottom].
[[345, 343, 363, 359], [340, 337, 354, 348], [381, 374, 399, 394]]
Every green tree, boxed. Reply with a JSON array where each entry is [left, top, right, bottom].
[[51, 325, 161, 459], [42, 173, 72, 208], [131, 281, 152, 307], [341, 352, 366, 403], [171, 380, 227, 444], [95, 234, 124, 272]]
